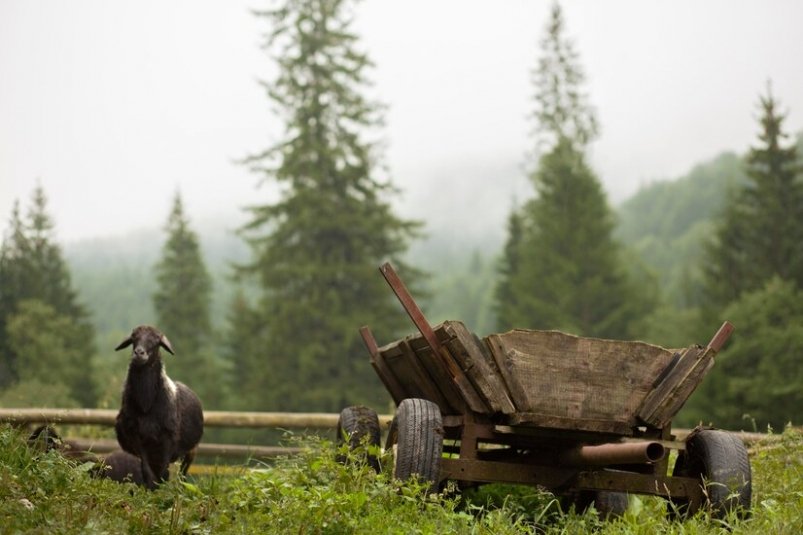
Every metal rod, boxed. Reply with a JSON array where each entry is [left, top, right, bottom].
[[379, 262, 444, 355], [707, 321, 734, 352]]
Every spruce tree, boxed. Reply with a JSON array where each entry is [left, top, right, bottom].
[[230, 0, 421, 412], [495, 2, 647, 338], [682, 277, 803, 430], [705, 86, 803, 306], [494, 208, 524, 331], [0, 186, 97, 405], [152, 193, 224, 407], [0, 201, 29, 387], [530, 2, 598, 151], [222, 290, 266, 410], [6, 299, 89, 406]]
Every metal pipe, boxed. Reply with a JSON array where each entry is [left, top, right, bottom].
[[559, 441, 666, 467]]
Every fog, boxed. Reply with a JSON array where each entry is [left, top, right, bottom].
[[2, 0, 802, 244]]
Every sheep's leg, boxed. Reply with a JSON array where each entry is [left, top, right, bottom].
[[139, 453, 159, 490], [180, 447, 197, 477], [158, 465, 170, 483], [152, 450, 171, 485]]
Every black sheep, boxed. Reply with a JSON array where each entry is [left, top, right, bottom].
[[114, 325, 203, 489], [27, 425, 144, 485], [91, 450, 145, 485], [27, 424, 99, 462]]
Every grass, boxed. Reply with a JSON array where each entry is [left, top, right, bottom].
[[1, 424, 801, 534]]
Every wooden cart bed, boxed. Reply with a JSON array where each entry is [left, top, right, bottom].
[[370, 319, 728, 436]]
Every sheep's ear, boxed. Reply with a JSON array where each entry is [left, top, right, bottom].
[[115, 336, 133, 351], [159, 335, 175, 355]]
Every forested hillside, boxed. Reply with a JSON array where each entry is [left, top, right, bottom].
[[615, 152, 745, 308], [6, 127, 784, 430], [617, 133, 803, 310], [66, 216, 249, 338], [62, 133, 803, 348]]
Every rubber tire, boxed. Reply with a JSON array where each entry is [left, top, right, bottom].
[[671, 429, 752, 519], [390, 398, 443, 492], [336, 405, 381, 472]]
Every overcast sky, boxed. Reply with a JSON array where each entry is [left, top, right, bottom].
[[2, 0, 802, 244]]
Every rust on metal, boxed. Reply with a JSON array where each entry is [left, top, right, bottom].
[[558, 441, 666, 467], [440, 458, 576, 488], [379, 262, 444, 356], [572, 471, 704, 501], [707, 321, 734, 352], [379, 263, 470, 387]]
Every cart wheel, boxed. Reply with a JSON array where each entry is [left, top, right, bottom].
[[388, 398, 443, 492], [336, 405, 381, 472], [671, 429, 751, 518]]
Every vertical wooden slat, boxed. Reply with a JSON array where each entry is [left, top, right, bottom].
[[360, 326, 406, 405]]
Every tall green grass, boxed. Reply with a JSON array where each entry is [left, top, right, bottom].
[[1, 425, 801, 534]]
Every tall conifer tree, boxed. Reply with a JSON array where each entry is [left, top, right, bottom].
[[495, 2, 647, 338], [705, 86, 803, 307], [0, 202, 29, 387], [494, 208, 524, 330], [689, 87, 803, 428], [152, 193, 224, 407], [0, 186, 97, 404], [230, 0, 420, 411]]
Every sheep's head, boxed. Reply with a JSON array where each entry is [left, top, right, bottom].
[[28, 425, 63, 452], [115, 325, 174, 365]]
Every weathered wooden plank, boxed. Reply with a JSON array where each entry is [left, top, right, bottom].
[[485, 329, 675, 428], [506, 413, 634, 436], [361, 326, 406, 405], [637, 346, 713, 428], [637, 322, 732, 428], [442, 321, 516, 414], [381, 343, 429, 402], [397, 338, 454, 410], [369, 357, 406, 406], [408, 341, 467, 415], [378, 263, 489, 414], [409, 334, 490, 414], [486, 334, 529, 413]]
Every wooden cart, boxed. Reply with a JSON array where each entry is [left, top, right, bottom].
[[339, 263, 751, 519]]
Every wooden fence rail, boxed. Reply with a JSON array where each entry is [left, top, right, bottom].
[[0, 408, 395, 462], [1, 408, 778, 464], [0, 408, 394, 429]]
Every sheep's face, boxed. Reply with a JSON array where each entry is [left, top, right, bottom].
[[115, 325, 174, 365]]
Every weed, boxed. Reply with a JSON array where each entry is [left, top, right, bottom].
[[1, 425, 801, 534]]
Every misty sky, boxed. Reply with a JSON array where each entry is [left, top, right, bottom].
[[2, 1, 802, 244]]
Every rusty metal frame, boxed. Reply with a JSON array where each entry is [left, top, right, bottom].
[[431, 413, 704, 502]]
